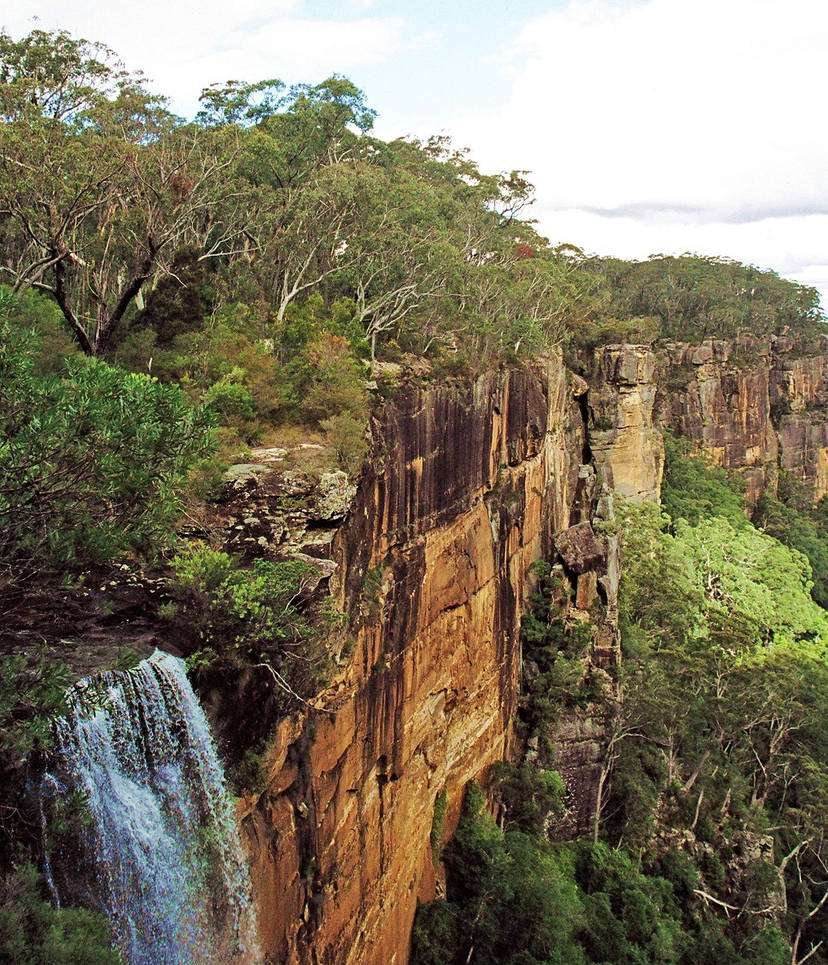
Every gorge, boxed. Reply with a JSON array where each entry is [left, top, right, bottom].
[[1, 29, 827, 963], [21, 330, 826, 964], [230, 334, 828, 963]]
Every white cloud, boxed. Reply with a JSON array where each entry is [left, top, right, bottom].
[[445, 0, 828, 301], [2, 2, 406, 115]]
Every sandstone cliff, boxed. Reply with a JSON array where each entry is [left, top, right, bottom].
[[588, 336, 828, 505], [235, 333, 826, 965], [242, 359, 588, 965]]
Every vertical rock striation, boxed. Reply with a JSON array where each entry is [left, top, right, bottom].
[[588, 336, 828, 505], [244, 359, 587, 965], [771, 349, 828, 502], [241, 333, 827, 965], [657, 337, 779, 502]]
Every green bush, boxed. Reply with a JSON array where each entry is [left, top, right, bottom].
[[168, 544, 336, 704], [1, 286, 79, 376], [430, 788, 448, 866], [0, 301, 214, 589], [321, 411, 367, 475], [491, 763, 564, 836], [0, 863, 121, 964], [0, 653, 71, 766], [203, 374, 256, 421], [413, 782, 583, 965]]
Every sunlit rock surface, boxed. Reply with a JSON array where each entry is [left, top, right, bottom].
[[242, 358, 588, 965]]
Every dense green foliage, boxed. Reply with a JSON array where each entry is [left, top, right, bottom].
[[411, 782, 583, 965], [0, 294, 213, 592], [0, 28, 583, 370], [0, 653, 70, 766], [0, 863, 120, 964], [167, 544, 336, 712], [663, 434, 828, 609], [581, 254, 824, 345], [754, 472, 828, 608], [412, 783, 792, 965], [661, 435, 748, 528], [609, 451, 828, 963]]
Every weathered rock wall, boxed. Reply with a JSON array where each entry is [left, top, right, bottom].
[[244, 358, 586, 965], [588, 345, 664, 503], [657, 337, 778, 502], [239, 333, 828, 965], [771, 350, 828, 502], [588, 336, 828, 505]]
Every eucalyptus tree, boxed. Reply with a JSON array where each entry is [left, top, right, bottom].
[[197, 76, 379, 322], [0, 29, 244, 355]]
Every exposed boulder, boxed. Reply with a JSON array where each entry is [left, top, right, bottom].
[[553, 521, 607, 574]]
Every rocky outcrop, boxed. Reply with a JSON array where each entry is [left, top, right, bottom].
[[543, 487, 621, 838], [243, 359, 587, 965], [588, 336, 828, 506], [553, 521, 607, 575], [589, 345, 664, 503], [220, 448, 357, 561]]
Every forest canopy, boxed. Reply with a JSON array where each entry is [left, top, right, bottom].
[[0, 27, 823, 374]]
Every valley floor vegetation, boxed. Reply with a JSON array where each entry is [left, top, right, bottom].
[[413, 444, 828, 965]]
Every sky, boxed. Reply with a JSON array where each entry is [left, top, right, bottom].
[[4, 0, 828, 304]]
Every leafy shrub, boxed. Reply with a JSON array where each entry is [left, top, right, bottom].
[[321, 411, 367, 475], [413, 782, 583, 965], [168, 544, 335, 703], [0, 653, 71, 765], [0, 303, 214, 589], [0, 862, 121, 964], [430, 788, 448, 866], [491, 763, 564, 836], [1, 285, 79, 376], [149, 310, 282, 426], [203, 374, 256, 421], [410, 900, 459, 965]]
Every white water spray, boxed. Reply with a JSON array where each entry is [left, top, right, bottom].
[[40, 650, 259, 964]]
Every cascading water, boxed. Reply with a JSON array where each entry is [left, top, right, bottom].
[[38, 650, 260, 965]]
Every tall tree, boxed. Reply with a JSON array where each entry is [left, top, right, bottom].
[[0, 30, 241, 354]]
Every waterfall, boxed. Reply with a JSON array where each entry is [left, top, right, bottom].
[[39, 650, 260, 965]]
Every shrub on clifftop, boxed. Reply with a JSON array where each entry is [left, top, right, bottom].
[[0, 295, 214, 594]]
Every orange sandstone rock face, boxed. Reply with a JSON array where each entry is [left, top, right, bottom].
[[590, 336, 828, 506], [243, 359, 585, 965], [239, 338, 828, 965], [588, 345, 664, 503]]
